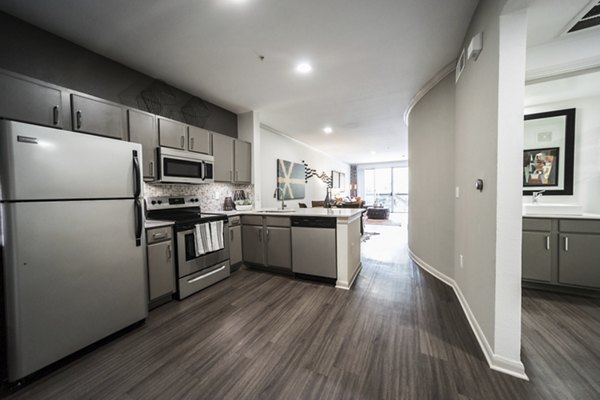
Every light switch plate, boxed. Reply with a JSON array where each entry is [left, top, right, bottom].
[[455, 186, 460, 199]]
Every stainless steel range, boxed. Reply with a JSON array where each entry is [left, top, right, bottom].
[[146, 196, 230, 299]]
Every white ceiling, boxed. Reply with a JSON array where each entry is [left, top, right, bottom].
[[525, 69, 600, 107], [0, 0, 479, 164]]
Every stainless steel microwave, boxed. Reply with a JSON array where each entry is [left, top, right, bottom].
[[158, 147, 214, 184]]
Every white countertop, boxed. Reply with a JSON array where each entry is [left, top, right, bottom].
[[523, 213, 600, 220], [145, 219, 175, 229], [215, 208, 365, 219]]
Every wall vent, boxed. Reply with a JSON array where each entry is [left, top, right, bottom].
[[567, 1, 600, 33]]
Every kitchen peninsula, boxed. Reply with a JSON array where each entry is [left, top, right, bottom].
[[226, 208, 363, 290]]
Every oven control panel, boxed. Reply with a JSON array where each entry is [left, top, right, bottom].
[[145, 196, 201, 210]]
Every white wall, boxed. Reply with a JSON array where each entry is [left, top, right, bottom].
[[407, 0, 528, 379], [259, 127, 350, 209], [524, 95, 600, 214]]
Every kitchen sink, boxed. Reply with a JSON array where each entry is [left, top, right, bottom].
[[523, 203, 583, 216]]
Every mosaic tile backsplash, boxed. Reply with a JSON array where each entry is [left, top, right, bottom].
[[144, 182, 254, 212]]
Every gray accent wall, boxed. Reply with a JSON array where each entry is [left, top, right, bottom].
[[408, 73, 455, 279], [0, 12, 237, 137]]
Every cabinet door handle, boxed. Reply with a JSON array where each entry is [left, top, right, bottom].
[[230, 229, 234, 242], [180, 136, 185, 148], [53, 105, 60, 126], [545, 236, 550, 250], [167, 244, 172, 260], [564, 236, 569, 252], [266, 228, 270, 242], [236, 171, 239, 181], [258, 228, 262, 242], [76, 110, 82, 130], [229, 170, 233, 181], [149, 161, 154, 177], [153, 232, 167, 240], [190, 137, 194, 149]]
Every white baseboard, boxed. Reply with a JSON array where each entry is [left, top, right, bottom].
[[336, 262, 362, 290], [408, 249, 528, 380]]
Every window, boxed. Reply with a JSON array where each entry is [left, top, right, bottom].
[[363, 166, 408, 212]]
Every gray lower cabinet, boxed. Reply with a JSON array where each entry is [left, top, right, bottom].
[[71, 93, 126, 140], [241, 217, 291, 269], [127, 109, 157, 180], [522, 231, 552, 282], [558, 233, 600, 288], [158, 117, 187, 150], [229, 224, 242, 265], [146, 227, 175, 307], [188, 126, 211, 154], [242, 225, 265, 265], [0, 70, 65, 128], [265, 227, 292, 269], [522, 217, 600, 291]]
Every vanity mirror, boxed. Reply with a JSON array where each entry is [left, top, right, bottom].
[[523, 108, 575, 196]]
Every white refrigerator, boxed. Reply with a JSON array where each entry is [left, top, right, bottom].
[[0, 120, 148, 382]]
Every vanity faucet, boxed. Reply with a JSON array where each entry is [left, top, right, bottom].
[[532, 190, 545, 204], [273, 187, 286, 210]]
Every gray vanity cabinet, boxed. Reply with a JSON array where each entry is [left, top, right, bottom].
[[523, 217, 600, 292], [71, 93, 126, 140], [188, 126, 211, 154], [522, 231, 552, 282], [558, 233, 600, 288], [158, 117, 187, 150], [127, 109, 157, 180], [242, 225, 265, 265], [0, 71, 66, 128]]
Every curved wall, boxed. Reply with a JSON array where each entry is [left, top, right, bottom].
[[408, 73, 456, 278]]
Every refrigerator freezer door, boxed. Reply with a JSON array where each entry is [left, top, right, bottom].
[[0, 120, 142, 201], [2, 200, 148, 381]]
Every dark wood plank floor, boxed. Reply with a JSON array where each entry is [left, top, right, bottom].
[[2, 220, 599, 399]]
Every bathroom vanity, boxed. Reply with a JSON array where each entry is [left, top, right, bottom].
[[522, 215, 600, 293]]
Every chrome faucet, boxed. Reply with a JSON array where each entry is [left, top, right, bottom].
[[273, 187, 286, 210], [532, 190, 545, 204]]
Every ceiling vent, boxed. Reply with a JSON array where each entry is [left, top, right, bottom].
[[567, 1, 600, 33]]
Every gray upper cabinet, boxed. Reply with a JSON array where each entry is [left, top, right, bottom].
[[71, 93, 126, 140], [522, 231, 552, 282], [558, 233, 600, 288], [158, 117, 187, 150], [266, 227, 291, 269], [213, 133, 235, 182], [188, 126, 211, 154], [127, 109, 158, 180], [0, 71, 65, 129], [234, 140, 252, 183]]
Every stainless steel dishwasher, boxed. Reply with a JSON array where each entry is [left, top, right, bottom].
[[291, 216, 337, 279]]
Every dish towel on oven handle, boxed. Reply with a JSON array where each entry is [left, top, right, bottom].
[[210, 220, 224, 251], [194, 224, 206, 257]]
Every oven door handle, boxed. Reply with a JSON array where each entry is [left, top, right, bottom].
[[188, 265, 227, 283]]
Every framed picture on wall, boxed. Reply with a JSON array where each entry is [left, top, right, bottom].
[[277, 159, 306, 200], [523, 147, 559, 187]]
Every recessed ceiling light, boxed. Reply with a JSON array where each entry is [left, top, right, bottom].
[[323, 126, 333, 134], [295, 62, 312, 74], [371, 151, 377, 155]]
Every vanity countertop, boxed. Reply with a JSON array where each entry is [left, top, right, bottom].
[[523, 213, 600, 220]]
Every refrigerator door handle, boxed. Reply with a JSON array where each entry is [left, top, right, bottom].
[[134, 199, 143, 247], [132, 150, 141, 197]]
